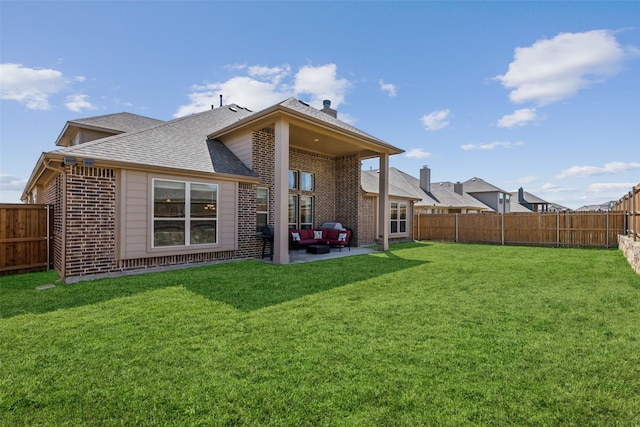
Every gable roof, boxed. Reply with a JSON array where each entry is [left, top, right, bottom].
[[361, 168, 424, 200], [463, 177, 507, 193], [55, 112, 165, 146], [513, 190, 548, 204], [427, 181, 494, 210], [50, 105, 256, 176]]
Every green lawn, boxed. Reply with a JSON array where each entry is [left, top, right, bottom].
[[1, 242, 639, 426]]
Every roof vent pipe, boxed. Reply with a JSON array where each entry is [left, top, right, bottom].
[[220, 94, 223, 107]]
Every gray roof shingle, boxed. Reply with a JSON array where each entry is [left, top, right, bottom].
[[52, 106, 256, 176], [69, 112, 165, 133]]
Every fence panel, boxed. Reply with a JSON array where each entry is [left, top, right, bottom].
[[0, 204, 53, 275], [414, 211, 625, 248]]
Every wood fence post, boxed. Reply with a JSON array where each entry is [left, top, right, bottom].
[[455, 213, 458, 243], [501, 213, 504, 245], [556, 211, 559, 248]]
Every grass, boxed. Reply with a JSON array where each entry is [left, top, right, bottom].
[[1, 242, 639, 426]]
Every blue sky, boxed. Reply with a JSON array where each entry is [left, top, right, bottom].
[[1, 1, 639, 209]]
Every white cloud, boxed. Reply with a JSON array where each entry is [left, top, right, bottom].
[[461, 141, 524, 151], [174, 63, 350, 117], [0, 174, 27, 192], [405, 148, 432, 159], [495, 30, 637, 105], [379, 79, 397, 97], [541, 183, 560, 191], [586, 182, 636, 193], [0, 63, 68, 110], [294, 63, 350, 109], [556, 161, 640, 179], [517, 175, 538, 184], [247, 64, 291, 85], [65, 94, 95, 112], [497, 108, 538, 128], [421, 109, 450, 130]]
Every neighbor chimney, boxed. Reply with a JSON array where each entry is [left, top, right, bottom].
[[454, 181, 463, 195], [320, 99, 337, 118], [518, 187, 524, 203], [420, 166, 431, 193]]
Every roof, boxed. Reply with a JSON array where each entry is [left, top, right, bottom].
[[278, 98, 389, 145], [361, 168, 425, 200], [55, 112, 165, 146], [361, 168, 495, 211], [511, 190, 548, 204], [69, 112, 165, 133], [427, 181, 493, 210], [51, 105, 256, 176], [463, 177, 507, 193]]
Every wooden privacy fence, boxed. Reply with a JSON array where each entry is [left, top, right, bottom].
[[0, 204, 53, 275], [414, 212, 625, 248], [612, 183, 639, 239]]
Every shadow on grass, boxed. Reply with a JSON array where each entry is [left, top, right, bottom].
[[1, 248, 427, 318]]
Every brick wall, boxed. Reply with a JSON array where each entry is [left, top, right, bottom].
[[358, 193, 377, 246], [289, 148, 336, 227], [44, 173, 64, 276], [64, 166, 117, 277], [335, 154, 361, 245]]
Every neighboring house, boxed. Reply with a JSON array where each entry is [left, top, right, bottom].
[[463, 177, 513, 213], [22, 98, 403, 282], [415, 166, 493, 214], [361, 167, 425, 243], [510, 187, 548, 212], [576, 201, 617, 211], [548, 202, 571, 212]]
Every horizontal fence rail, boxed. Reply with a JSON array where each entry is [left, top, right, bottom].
[[414, 212, 625, 248], [0, 204, 53, 275]]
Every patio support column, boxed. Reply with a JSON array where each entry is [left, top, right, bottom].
[[378, 153, 389, 251], [273, 118, 290, 265]]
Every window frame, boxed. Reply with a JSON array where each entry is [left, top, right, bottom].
[[390, 201, 408, 235], [152, 179, 218, 248], [256, 187, 269, 232], [300, 172, 314, 191]]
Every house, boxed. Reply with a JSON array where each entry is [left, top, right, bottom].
[[463, 177, 513, 213], [510, 187, 548, 212], [361, 168, 425, 243], [22, 98, 403, 282]]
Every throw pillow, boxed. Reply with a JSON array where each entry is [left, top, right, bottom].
[[291, 232, 300, 241], [314, 230, 323, 239], [338, 233, 347, 242]]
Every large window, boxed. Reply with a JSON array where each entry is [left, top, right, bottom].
[[256, 187, 269, 232], [390, 201, 407, 234], [301, 172, 314, 191], [288, 170, 298, 190], [153, 179, 217, 247], [300, 195, 313, 229], [288, 195, 298, 229]]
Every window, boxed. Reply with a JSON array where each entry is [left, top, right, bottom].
[[300, 195, 313, 229], [301, 172, 313, 191], [153, 179, 217, 247], [256, 187, 269, 232], [288, 170, 298, 189], [288, 194, 298, 229], [499, 192, 504, 203], [390, 201, 407, 234]]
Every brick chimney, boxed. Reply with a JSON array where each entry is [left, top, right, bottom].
[[420, 166, 431, 193], [320, 99, 337, 118]]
